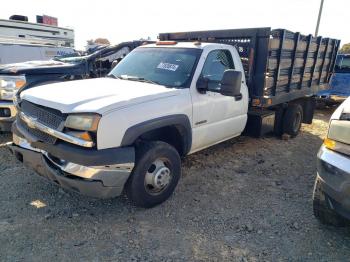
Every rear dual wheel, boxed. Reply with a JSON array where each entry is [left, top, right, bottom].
[[125, 141, 181, 208], [280, 103, 304, 137]]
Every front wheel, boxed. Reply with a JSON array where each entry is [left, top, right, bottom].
[[125, 141, 181, 208]]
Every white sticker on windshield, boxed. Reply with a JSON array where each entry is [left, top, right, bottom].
[[157, 62, 179, 71]]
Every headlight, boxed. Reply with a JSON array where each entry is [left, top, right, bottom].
[[0, 75, 26, 100], [324, 119, 350, 156], [65, 114, 101, 131], [328, 119, 350, 145]]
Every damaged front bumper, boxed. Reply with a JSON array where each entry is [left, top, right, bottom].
[[8, 129, 135, 199], [317, 145, 350, 220]]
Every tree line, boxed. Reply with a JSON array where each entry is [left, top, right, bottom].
[[340, 43, 350, 54]]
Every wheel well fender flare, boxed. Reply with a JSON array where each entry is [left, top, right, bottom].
[[120, 114, 192, 155]]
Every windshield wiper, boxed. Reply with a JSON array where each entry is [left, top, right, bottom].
[[106, 74, 119, 79], [117, 75, 160, 85]]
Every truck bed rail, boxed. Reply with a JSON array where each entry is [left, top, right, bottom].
[[159, 28, 340, 107]]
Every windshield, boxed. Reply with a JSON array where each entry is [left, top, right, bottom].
[[340, 57, 350, 68], [108, 47, 202, 88], [335, 55, 350, 73]]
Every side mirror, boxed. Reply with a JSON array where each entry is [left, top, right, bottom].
[[220, 70, 242, 99], [196, 77, 209, 94]]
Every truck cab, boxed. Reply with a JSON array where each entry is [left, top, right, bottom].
[[9, 41, 248, 207]]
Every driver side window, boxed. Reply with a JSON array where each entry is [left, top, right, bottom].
[[200, 49, 235, 91]]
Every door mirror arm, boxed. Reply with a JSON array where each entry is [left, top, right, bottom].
[[234, 93, 243, 101]]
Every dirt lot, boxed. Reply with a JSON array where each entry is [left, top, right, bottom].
[[0, 107, 350, 262]]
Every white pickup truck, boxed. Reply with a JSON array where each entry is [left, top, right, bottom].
[[8, 28, 339, 207]]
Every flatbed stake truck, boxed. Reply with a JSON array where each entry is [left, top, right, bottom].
[[8, 28, 339, 207]]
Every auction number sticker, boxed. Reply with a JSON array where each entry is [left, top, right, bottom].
[[157, 62, 179, 71]]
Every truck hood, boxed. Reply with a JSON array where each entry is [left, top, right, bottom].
[[331, 97, 350, 120], [342, 98, 350, 114], [20, 78, 179, 114], [0, 60, 82, 75]]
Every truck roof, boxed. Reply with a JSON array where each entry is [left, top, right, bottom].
[[141, 42, 228, 49]]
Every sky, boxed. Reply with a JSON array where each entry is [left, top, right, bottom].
[[0, 0, 349, 50]]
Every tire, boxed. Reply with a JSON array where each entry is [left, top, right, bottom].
[[273, 106, 285, 136], [282, 103, 303, 137], [125, 141, 181, 208], [312, 178, 347, 226]]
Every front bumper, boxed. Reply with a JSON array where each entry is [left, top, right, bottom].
[[8, 131, 135, 199], [317, 145, 350, 219], [0, 100, 17, 131]]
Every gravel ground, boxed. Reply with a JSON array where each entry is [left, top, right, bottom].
[[1, 107, 350, 262]]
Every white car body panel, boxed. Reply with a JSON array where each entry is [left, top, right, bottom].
[[98, 88, 192, 149], [331, 97, 350, 120], [189, 44, 248, 153], [0, 44, 74, 65]]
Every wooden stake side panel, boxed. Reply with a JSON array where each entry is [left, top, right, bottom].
[[265, 30, 339, 99]]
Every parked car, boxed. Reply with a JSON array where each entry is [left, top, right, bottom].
[[313, 97, 350, 226], [317, 54, 350, 106], [0, 41, 150, 131], [8, 28, 339, 207]]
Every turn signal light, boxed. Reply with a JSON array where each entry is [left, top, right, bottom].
[[324, 138, 336, 150], [15, 79, 26, 88], [67, 131, 93, 142]]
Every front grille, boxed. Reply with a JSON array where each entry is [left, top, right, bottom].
[[18, 100, 66, 144], [17, 116, 57, 144], [21, 100, 65, 130]]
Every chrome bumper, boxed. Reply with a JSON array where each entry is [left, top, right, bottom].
[[9, 134, 134, 198], [317, 145, 350, 217], [318, 145, 350, 174], [45, 154, 133, 188]]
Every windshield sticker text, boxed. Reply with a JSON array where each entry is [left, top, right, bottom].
[[157, 62, 179, 71]]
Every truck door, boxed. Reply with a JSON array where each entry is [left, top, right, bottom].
[[190, 47, 248, 152]]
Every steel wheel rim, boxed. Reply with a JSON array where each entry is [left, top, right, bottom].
[[144, 158, 172, 195], [293, 111, 302, 133]]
